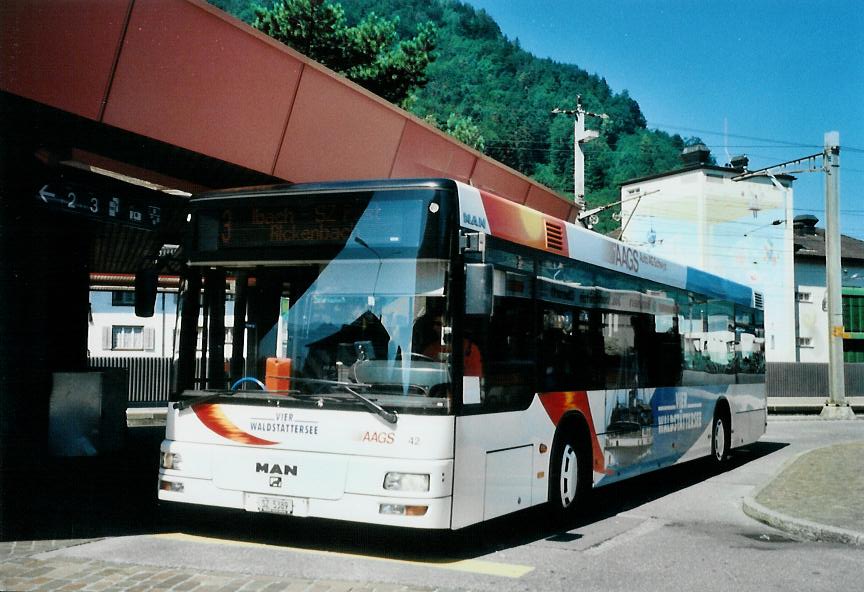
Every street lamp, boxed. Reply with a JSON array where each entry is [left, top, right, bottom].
[[743, 219, 784, 237]]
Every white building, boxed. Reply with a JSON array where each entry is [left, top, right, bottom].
[[791, 215, 864, 363], [619, 148, 797, 363], [88, 286, 239, 360], [88, 289, 178, 358]]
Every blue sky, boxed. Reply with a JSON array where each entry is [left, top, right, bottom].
[[465, 0, 864, 240]]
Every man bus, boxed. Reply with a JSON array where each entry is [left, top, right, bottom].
[[157, 178, 766, 529]]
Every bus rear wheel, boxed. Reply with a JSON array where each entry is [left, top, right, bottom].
[[548, 429, 589, 520], [711, 413, 730, 464]]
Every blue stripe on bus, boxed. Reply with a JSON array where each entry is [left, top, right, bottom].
[[685, 268, 752, 306]]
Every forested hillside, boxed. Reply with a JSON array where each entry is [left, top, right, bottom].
[[211, 0, 706, 232]]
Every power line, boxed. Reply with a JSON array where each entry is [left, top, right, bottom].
[[646, 122, 864, 153], [472, 117, 864, 153]]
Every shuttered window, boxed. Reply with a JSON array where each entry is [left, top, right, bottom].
[[110, 326, 155, 351]]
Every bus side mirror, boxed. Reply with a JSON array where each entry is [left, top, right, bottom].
[[135, 269, 158, 318], [465, 263, 493, 316]]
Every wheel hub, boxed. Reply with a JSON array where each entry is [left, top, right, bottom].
[[559, 443, 579, 507]]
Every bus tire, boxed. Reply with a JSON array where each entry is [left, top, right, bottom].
[[711, 408, 731, 464], [548, 426, 590, 520]]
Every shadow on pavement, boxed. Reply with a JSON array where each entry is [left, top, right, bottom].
[[1, 425, 788, 557], [0, 426, 165, 541], [162, 439, 790, 561]]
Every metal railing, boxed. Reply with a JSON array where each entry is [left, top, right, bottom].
[[88, 356, 173, 406], [766, 362, 864, 398]]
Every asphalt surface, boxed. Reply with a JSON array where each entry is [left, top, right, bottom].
[[1, 413, 862, 591]]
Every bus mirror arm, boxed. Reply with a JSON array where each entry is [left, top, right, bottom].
[[465, 264, 494, 316]]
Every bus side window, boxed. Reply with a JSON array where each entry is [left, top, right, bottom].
[[602, 312, 639, 391], [652, 314, 684, 387], [479, 296, 535, 411], [735, 305, 765, 380], [539, 306, 604, 391]]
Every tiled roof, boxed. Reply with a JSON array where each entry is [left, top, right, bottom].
[[794, 226, 864, 262]]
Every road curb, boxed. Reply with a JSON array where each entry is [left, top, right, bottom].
[[126, 407, 168, 427], [742, 495, 864, 546], [741, 442, 864, 547]]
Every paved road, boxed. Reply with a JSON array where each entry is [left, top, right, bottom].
[[2, 417, 862, 591]]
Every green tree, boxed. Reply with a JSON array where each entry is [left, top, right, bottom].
[[252, 0, 436, 105], [209, 0, 263, 23], [424, 113, 486, 151], [584, 186, 619, 235], [609, 130, 689, 186], [214, 0, 711, 226]]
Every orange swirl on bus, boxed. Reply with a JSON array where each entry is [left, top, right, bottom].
[[193, 403, 279, 446]]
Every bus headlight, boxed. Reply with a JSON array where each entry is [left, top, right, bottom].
[[383, 472, 430, 492], [160, 451, 182, 470]]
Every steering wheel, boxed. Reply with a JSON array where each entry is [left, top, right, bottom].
[[231, 377, 267, 391]]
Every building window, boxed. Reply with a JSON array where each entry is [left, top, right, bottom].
[[105, 325, 155, 351], [197, 326, 233, 351], [111, 291, 136, 306], [113, 326, 144, 350], [797, 336, 813, 348], [795, 291, 812, 303]]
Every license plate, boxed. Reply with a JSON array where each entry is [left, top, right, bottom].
[[251, 495, 293, 515]]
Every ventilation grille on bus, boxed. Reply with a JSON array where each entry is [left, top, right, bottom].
[[754, 292, 764, 309], [545, 221, 565, 252]]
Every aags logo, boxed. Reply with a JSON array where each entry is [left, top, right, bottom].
[[612, 244, 640, 273]]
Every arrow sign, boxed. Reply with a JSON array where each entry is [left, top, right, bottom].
[[38, 184, 55, 203], [34, 180, 167, 231]]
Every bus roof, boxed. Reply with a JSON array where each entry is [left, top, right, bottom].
[[454, 180, 757, 308], [190, 178, 458, 202]]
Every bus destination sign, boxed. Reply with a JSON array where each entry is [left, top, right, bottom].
[[35, 181, 164, 231], [201, 197, 373, 252]]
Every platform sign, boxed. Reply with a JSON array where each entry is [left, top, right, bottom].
[[34, 181, 164, 231]]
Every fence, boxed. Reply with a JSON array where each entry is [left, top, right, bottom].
[[88, 356, 173, 406], [766, 362, 864, 398]]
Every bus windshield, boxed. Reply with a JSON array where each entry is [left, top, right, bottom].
[[281, 258, 451, 397], [179, 185, 455, 411]]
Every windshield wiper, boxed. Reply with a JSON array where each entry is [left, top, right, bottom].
[[174, 378, 399, 424], [174, 382, 299, 411], [290, 377, 398, 424], [174, 389, 235, 411], [342, 384, 398, 424]]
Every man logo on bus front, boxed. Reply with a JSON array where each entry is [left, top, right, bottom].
[[256, 462, 298, 476]]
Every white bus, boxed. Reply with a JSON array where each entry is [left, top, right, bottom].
[[157, 178, 766, 529]]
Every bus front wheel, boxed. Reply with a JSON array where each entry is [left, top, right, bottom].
[[548, 429, 589, 520]]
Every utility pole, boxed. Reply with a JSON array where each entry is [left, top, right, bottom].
[[820, 131, 854, 419], [551, 96, 607, 209], [732, 135, 853, 418]]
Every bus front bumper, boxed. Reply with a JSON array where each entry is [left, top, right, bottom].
[[157, 472, 454, 529]]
